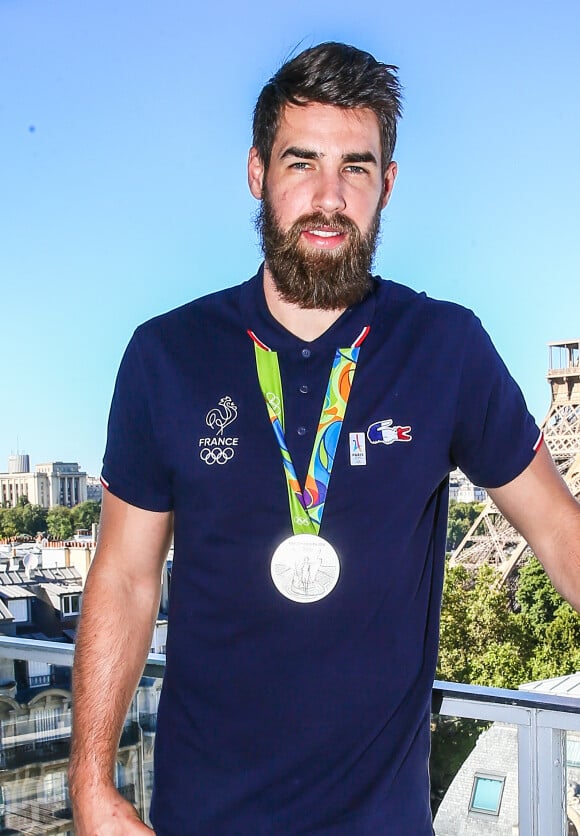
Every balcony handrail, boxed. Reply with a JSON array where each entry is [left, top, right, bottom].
[[433, 678, 580, 716], [0, 635, 77, 666]]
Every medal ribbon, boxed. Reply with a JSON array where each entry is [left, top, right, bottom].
[[250, 327, 369, 536]]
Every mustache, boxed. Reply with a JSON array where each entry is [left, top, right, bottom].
[[286, 212, 359, 240]]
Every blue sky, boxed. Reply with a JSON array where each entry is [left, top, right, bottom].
[[1, 0, 579, 476]]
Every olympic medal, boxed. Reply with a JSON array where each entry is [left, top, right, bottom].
[[270, 534, 340, 603]]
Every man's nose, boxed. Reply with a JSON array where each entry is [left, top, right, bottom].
[[311, 171, 346, 214]]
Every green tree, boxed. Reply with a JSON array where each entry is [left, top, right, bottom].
[[515, 556, 563, 637], [3, 501, 48, 538], [469, 566, 515, 651], [438, 551, 580, 692], [71, 500, 101, 531], [530, 603, 580, 680], [437, 564, 474, 683], [5, 504, 24, 535], [470, 641, 531, 689], [438, 563, 535, 689], [0, 508, 18, 539], [19, 504, 47, 536], [1, 506, 26, 538], [3, 496, 43, 538], [446, 502, 483, 552], [47, 506, 74, 540]]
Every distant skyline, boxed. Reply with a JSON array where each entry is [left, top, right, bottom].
[[1, 0, 579, 475]]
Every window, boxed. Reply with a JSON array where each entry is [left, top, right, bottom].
[[43, 771, 65, 803], [469, 773, 506, 815], [7, 599, 29, 623], [61, 593, 81, 616], [29, 661, 51, 687]]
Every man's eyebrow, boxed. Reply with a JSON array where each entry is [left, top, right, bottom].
[[280, 146, 320, 160], [342, 151, 378, 165], [279, 147, 378, 165]]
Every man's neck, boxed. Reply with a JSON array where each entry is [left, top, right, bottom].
[[262, 266, 345, 342]]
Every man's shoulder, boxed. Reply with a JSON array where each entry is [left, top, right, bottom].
[[140, 280, 247, 330], [374, 275, 477, 327], [132, 276, 255, 348]]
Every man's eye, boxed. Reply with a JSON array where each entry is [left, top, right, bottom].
[[345, 165, 366, 174], [290, 162, 310, 170]]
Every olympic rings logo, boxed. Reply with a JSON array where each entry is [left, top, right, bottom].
[[200, 447, 235, 466], [294, 516, 310, 527], [266, 392, 281, 416]]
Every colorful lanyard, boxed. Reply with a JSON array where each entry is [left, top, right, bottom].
[[249, 326, 370, 535]]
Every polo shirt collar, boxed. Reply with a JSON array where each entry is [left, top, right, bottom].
[[240, 263, 378, 353]]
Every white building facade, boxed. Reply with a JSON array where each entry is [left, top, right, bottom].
[[0, 457, 87, 509], [449, 468, 487, 503]]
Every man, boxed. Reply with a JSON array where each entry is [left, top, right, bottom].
[[69, 42, 580, 834]]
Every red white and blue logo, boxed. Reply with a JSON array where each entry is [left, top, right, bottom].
[[367, 419, 412, 446]]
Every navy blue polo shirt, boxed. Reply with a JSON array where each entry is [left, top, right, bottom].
[[102, 267, 540, 835]]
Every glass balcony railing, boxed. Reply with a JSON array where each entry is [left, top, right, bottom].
[[0, 635, 579, 835]]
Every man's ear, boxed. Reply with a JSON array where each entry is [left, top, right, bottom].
[[381, 161, 398, 209], [248, 147, 266, 199]]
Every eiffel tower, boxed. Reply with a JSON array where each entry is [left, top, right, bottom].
[[449, 339, 580, 584]]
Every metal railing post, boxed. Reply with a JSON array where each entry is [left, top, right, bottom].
[[537, 720, 566, 835], [517, 711, 534, 835]]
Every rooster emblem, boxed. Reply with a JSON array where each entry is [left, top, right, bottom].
[[206, 396, 238, 435]]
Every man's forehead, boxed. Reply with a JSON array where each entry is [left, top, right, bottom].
[[272, 102, 382, 154]]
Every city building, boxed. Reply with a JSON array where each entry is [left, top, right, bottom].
[[449, 469, 488, 504], [0, 456, 87, 509], [86, 474, 103, 502], [0, 561, 84, 643]]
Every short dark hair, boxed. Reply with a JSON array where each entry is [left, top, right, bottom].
[[253, 42, 403, 172]]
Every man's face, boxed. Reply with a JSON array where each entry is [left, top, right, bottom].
[[248, 102, 397, 309]]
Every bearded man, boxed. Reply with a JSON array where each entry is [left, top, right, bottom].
[[69, 42, 580, 835]]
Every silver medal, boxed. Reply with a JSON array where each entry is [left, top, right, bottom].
[[270, 533, 340, 603]]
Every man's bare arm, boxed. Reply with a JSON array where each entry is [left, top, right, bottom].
[[69, 489, 173, 834], [488, 442, 580, 611]]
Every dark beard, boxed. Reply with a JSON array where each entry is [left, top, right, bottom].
[[255, 195, 382, 310]]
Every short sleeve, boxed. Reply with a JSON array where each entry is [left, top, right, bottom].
[[101, 331, 173, 511], [450, 314, 542, 489]]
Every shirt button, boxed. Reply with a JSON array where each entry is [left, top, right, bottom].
[[297, 426, 307, 436], [301, 348, 311, 359], [299, 384, 309, 394]]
